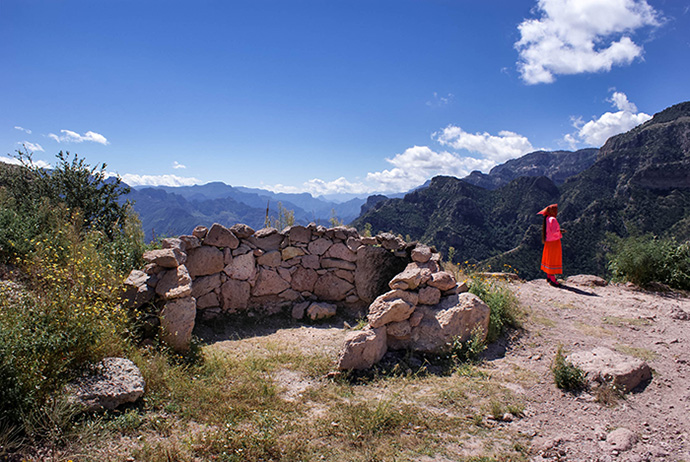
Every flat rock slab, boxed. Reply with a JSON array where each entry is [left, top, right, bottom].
[[566, 274, 607, 287], [567, 347, 651, 392], [69, 358, 145, 411]]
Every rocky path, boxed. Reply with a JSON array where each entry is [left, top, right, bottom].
[[501, 277, 690, 461]]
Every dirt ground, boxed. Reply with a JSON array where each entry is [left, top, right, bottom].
[[199, 276, 690, 461], [499, 277, 690, 461]]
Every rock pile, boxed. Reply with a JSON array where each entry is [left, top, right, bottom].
[[124, 223, 409, 351], [336, 244, 491, 370]]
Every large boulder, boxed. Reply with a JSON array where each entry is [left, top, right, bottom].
[[248, 228, 284, 251], [287, 225, 311, 243], [336, 327, 388, 370], [367, 289, 419, 328], [186, 246, 224, 278], [155, 265, 193, 300], [122, 270, 155, 308], [355, 245, 407, 303], [160, 296, 196, 352], [252, 268, 291, 296], [291, 267, 318, 292], [377, 232, 406, 251], [204, 223, 240, 249], [411, 244, 432, 263], [229, 223, 255, 239], [388, 262, 433, 290], [224, 252, 256, 281], [306, 302, 337, 320], [308, 237, 333, 256], [221, 279, 251, 312], [313, 272, 353, 301], [324, 243, 357, 262], [68, 357, 145, 411], [143, 248, 186, 268], [394, 293, 490, 353], [567, 347, 652, 392], [191, 273, 222, 298]]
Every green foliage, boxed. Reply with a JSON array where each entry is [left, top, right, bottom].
[[551, 346, 586, 391], [362, 222, 372, 237], [0, 223, 131, 426], [0, 151, 142, 436], [1, 150, 138, 265], [15, 149, 131, 238], [449, 326, 487, 364], [468, 277, 521, 343], [606, 233, 690, 289]]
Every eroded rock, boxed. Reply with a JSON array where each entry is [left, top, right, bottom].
[[68, 358, 145, 411], [337, 327, 387, 370]]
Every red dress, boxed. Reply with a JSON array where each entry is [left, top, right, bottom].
[[541, 216, 562, 275]]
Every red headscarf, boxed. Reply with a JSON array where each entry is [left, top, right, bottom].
[[537, 204, 558, 217]]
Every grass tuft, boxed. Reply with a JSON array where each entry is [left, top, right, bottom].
[[551, 346, 587, 392]]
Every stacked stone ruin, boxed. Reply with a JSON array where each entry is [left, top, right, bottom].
[[336, 245, 491, 370], [124, 222, 491, 370], [124, 223, 410, 351]]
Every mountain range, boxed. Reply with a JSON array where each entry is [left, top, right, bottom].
[[126, 144, 599, 242], [353, 101, 690, 280], [126, 182, 368, 241]]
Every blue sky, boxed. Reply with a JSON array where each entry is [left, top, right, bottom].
[[2, 0, 689, 197]]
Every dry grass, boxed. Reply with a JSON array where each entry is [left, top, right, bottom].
[[28, 328, 531, 462]]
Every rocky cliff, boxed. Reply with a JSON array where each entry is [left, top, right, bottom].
[[354, 101, 690, 280], [463, 148, 598, 190]]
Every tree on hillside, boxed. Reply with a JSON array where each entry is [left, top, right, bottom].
[[13, 149, 131, 238]]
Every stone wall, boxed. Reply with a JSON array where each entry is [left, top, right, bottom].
[[124, 223, 410, 351], [335, 245, 491, 370]]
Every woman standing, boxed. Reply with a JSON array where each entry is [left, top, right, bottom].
[[538, 203, 563, 287]]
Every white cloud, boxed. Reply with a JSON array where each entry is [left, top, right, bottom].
[[49, 129, 109, 145], [426, 92, 454, 107], [270, 177, 368, 196], [172, 161, 186, 169], [515, 0, 661, 84], [268, 146, 499, 196], [433, 126, 535, 163], [367, 146, 497, 192], [609, 91, 637, 112], [0, 155, 51, 169], [119, 173, 200, 187], [14, 126, 32, 134], [564, 91, 651, 147], [18, 141, 45, 152]]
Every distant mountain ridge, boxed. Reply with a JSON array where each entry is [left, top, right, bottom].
[[462, 148, 598, 189], [126, 145, 599, 242], [126, 182, 367, 240], [354, 101, 690, 279]]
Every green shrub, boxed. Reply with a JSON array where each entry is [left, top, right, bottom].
[[551, 346, 586, 391], [0, 152, 140, 435], [468, 277, 521, 343], [607, 233, 690, 290]]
